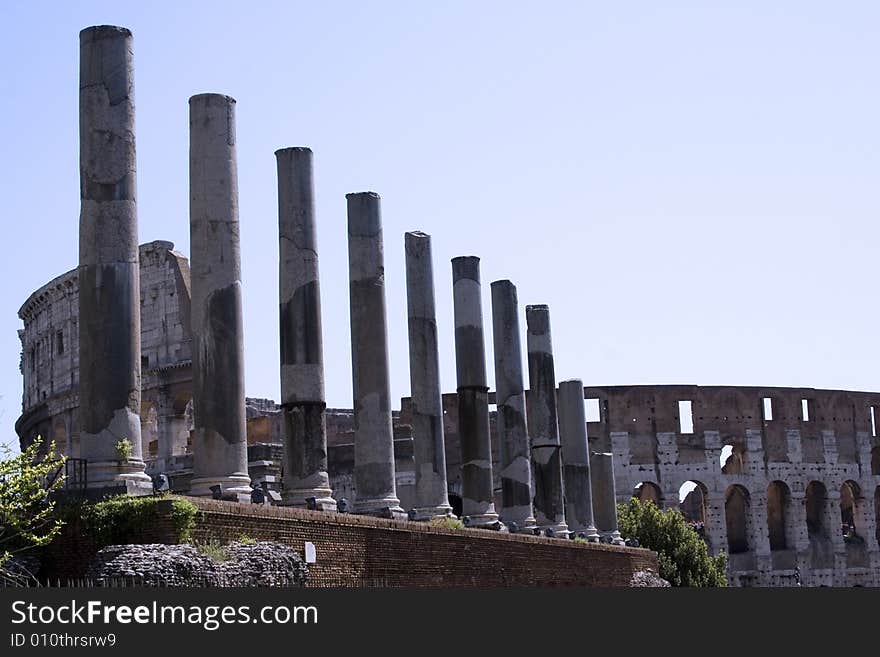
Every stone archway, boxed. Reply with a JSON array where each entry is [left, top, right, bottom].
[[632, 481, 663, 507], [767, 480, 792, 551], [725, 485, 750, 554]]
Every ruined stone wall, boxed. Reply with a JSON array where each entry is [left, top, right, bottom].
[[16, 241, 194, 462]]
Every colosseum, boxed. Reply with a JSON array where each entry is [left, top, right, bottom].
[[16, 240, 880, 587]]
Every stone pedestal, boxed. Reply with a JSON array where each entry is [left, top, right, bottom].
[[276, 147, 335, 510], [347, 192, 405, 519], [405, 232, 453, 519], [78, 25, 151, 493], [490, 280, 536, 532], [188, 93, 251, 497]]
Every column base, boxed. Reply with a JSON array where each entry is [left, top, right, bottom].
[[500, 508, 538, 533], [463, 511, 506, 530], [189, 474, 252, 498], [601, 529, 625, 546], [84, 460, 153, 496], [410, 504, 455, 521], [538, 521, 571, 539], [571, 524, 601, 541], [354, 496, 407, 520], [281, 489, 337, 511]]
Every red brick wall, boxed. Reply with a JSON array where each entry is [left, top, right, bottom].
[[188, 499, 657, 587], [39, 497, 657, 587]]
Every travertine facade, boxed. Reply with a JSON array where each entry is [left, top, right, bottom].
[[17, 253, 880, 586]]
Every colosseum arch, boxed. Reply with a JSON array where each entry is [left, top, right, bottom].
[[875, 486, 880, 549], [725, 484, 751, 554], [767, 480, 793, 551], [805, 481, 830, 538], [632, 481, 663, 506], [678, 480, 709, 539]]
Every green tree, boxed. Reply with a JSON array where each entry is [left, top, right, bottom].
[[0, 435, 67, 583], [617, 498, 728, 587]]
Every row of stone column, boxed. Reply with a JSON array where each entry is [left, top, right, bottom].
[[75, 25, 622, 541]]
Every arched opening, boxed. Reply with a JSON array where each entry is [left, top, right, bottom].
[[875, 487, 880, 549], [842, 481, 868, 567], [721, 442, 745, 474], [805, 481, 828, 539], [766, 481, 790, 551], [632, 481, 662, 507], [871, 446, 880, 476], [679, 480, 708, 539], [725, 485, 750, 554]]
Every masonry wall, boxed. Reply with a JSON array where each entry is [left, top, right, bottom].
[[39, 497, 656, 587]]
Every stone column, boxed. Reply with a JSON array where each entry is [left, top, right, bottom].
[[452, 257, 501, 528], [78, 25, 151, 493], [590, 452, 624, 544], [490, 280, 536, 532], [404, 232, 453, 519], [347, 192, 405, 519], [525, 305, 569, 536], [188, 93, 251, 497], [276, 147, 336, 510], [558, 379, 600, 539]]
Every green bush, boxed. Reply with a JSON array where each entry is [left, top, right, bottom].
[[236, 533, 257, 545], [114, 438, 133, 460], [82, 495, 199, 546], [428, 516, 465, 530], [195, 538, 229, 562], [617, 498, 727, 587]]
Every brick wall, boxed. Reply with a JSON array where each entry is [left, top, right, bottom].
[[187, 499, 656, 587], [39, 497, 656, 587]]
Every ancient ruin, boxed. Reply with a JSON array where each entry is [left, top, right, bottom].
[[188, 93, 251, 497], [77, 25, 151, 493], [13, 24, 880, 588], [276, 147, 335, 511]]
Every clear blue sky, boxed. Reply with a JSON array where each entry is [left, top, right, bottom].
[[2, 1, 879, 449]]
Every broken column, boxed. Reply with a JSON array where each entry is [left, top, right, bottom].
[[188, 93, 251, 497], [404, 231, 453, 519], [525, 305, 569, 536], [590, 452, 624, 544], [78, 25, 151, 492], [490, 280, 536, 532], [276, 147, 336, 510], [347, 192, 405, 518], [557, 379, 600, 539], [452, 257, 500, 528]]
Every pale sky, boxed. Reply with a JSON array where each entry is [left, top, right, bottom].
[[2, 1, 878, 451]]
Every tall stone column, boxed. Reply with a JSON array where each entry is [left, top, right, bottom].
[[78, 25, 151, 492], [452, 257, 500, 528], [404, 232, 453, 519], [188, 93, 251, 497], [347, 192, 405, 519], [490, 280, 536, 532], [557, 379, 600, 539], [276, 147, 336, 510], [525, 305, 569, 536], [590, 452, 624, 544]]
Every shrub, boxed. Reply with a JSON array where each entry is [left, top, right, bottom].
[[82, 495, 199, 546], [195, 538, 229, 562], [617, 498, 727, 587], [114, 438, 133, 460], [428, 516, 465, 530], [0, 435, 67, 581]]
